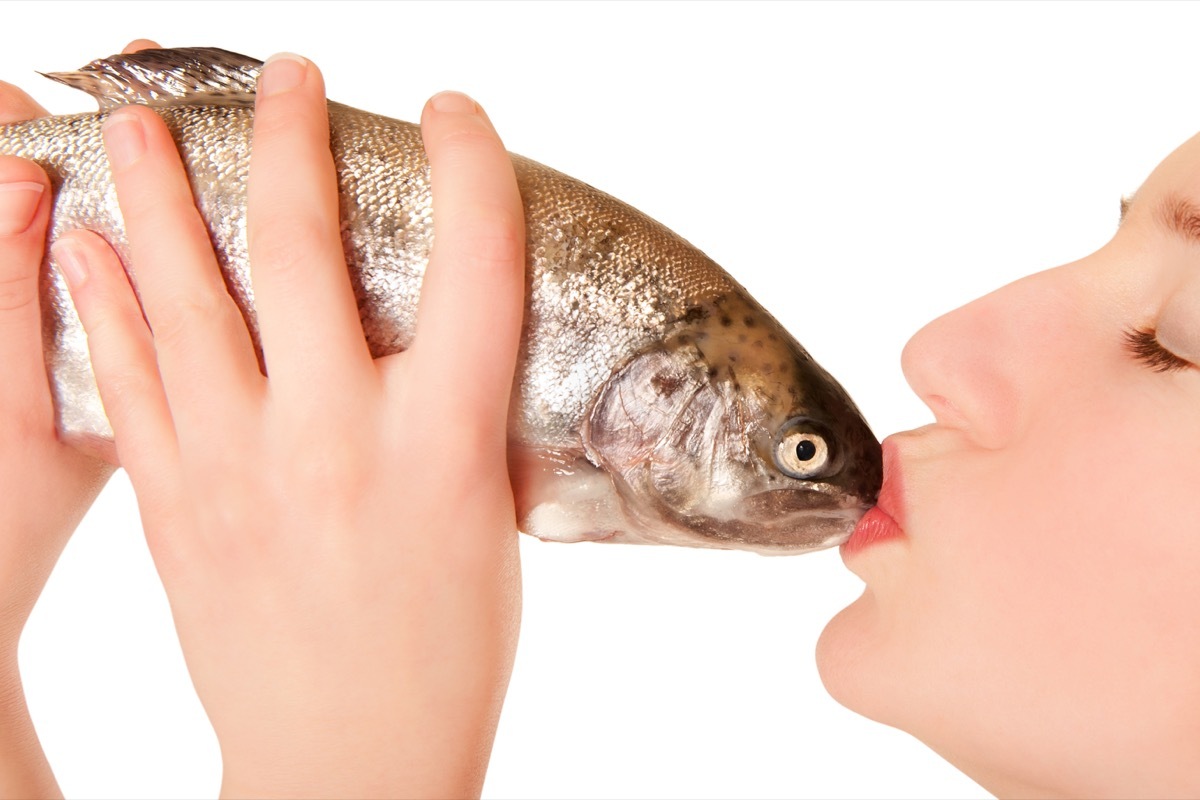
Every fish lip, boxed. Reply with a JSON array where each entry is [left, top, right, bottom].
[[840, 436, 907, 557], [739, 483, 862, 519], [653, 501, 865, 552]]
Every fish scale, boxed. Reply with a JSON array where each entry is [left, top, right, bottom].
[[1, 47, 882, 553]]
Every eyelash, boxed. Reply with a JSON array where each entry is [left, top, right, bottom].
[[1124, 327, 1194, 373]]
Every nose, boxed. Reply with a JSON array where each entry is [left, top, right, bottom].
[[900, 269, 1068, 448]]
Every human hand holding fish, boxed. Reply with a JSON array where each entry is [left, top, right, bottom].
[[0, 59, 116, 800], [53, 54, 525, 797]]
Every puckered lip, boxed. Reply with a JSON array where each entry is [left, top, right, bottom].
[[840, 436, 906, 558]]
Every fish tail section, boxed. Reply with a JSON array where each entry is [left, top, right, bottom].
[[41, 47, 263, 110]]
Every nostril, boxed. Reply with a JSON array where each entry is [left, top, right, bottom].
[[925, 393, 971, 428]]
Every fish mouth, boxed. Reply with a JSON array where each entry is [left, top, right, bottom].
[[663, 493, 869, 553], [740, 485, 866, 518]]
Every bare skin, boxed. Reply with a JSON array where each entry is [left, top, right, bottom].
[[818, 129, 1200, 797], [0, 42, 525, 797], [0, 43, 166, 799]]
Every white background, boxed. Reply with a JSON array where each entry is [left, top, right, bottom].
[[2, 2, 1195, 797]]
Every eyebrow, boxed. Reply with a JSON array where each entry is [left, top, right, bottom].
[[1157, 195, 1200, 246], [1121, 191, 1200, 246]]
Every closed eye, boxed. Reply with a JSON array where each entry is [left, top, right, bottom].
[[1124, 327, 1194, 373]]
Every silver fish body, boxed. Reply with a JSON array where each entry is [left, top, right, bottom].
[[0, 48, 881, 553]]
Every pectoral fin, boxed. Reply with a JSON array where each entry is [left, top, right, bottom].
[[509, 447, 632, 544]]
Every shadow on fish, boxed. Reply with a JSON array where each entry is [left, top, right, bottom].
[[0, 47, 882, 554]]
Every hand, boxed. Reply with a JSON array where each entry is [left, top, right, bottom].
[[0, 65, 115, 799], [58, 54, 524, 798]]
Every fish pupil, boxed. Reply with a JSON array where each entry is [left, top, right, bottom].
[[795, 440, 817, 461]]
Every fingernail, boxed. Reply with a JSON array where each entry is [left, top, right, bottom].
[[0, 180, 44, 236], [259, 53, 308, 96], [430, 91, 479, 114], [51, 238, 88, 290], [102, 110, 147, 169]]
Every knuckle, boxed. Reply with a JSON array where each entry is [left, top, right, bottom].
[[467, 222, 524, 272], [147, 288, 237, 351], [121, 181, 198, 231], [0, 160, 48, 240], [446, 416, 505, 471], [252, 104, 304, 142], [0, 272, 38, 313], [443, 209, 525, 271], [272, 412, 371, 493], [78, 301, 125, 345], [97, 365, 159, 419], [273, 441, 371, 521], [0, 155, 47, 185], [295, 443, 367, 489], [432, 125, 505, 159], [0, 404, 51, 450], [252, 94, 328, 150], [140, 501, 202, 571], [0, 84, 46, 124], [249, 216, 336, 280]]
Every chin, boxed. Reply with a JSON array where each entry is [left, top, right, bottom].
[[816, 592, 965, 759], [814, 589, 896, 724], [816, 600, 1151, 800]]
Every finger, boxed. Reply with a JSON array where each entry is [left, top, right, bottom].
[[53, 230, 178, 475], [407, 92, 525, 437], [246, 53, 372, 401], [0, 80, 47, 124], [122, 39, 162, 54], [102, 105, 262, 432], [0, 157, 52, 420]]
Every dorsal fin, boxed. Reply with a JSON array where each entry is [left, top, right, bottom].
[[42, 47, 263, 110]]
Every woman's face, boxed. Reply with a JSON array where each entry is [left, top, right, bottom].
[[817, 131, 1200, 798]]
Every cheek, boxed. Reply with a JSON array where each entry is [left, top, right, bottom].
[[986, 394, 1200, 665], [818, 391, 1200, 786]]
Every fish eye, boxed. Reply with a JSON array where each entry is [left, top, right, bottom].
[[773, 418, 835, 480]]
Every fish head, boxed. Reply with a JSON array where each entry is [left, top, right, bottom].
[[582, 294, 882, 553]]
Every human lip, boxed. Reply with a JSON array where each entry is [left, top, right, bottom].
[[841, 506, 903, 558], [841, 437, 906, 558]]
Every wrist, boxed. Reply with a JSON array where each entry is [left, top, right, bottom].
[[219, 739, 492, 799], [0, 647, 24, 716], [0, 662, 61, 799], [216, 702, 499, 799]]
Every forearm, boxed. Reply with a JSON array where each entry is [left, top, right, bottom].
[[219, 728, 496, 800], [0, 657, 61, 799], [216, 629, 515, 799]]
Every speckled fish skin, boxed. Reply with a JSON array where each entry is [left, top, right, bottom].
[[0, 48, 882, 554]]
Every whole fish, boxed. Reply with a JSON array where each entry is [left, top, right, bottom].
[[0, 48, 881, 554]]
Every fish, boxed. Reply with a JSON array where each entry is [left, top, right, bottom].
[[0, 47, 882, 554]]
